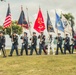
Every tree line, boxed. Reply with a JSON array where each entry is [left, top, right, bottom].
[[0, 21, 22, 35]]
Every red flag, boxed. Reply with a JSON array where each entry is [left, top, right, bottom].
[[34, 8, 45, 33], [3, 4, 11, 28]]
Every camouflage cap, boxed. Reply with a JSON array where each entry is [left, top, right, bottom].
[[58, 33, 61, 35], [24, 32, 27, 35], [33, 32, 36, 34]]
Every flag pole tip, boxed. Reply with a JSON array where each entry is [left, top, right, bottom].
[[21, 5, 23, 10], [39, 5, 40, 7], [8, 3, 10, 5]]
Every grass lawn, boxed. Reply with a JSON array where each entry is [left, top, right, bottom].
[[0, 50, 76, 75]]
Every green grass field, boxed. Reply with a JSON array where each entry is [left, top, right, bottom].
[[0, 50, 76, 75]]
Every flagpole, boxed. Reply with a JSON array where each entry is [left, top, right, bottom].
[[26, 7, 32, 36], [47, 32, 50, 55], [10, 22, 12, 35], [21, 5, 24, 34], [47, 11, 51, 55], [61, 11, 65, 36], [8, 3, 12, 35], [55, 10, 57, 35]]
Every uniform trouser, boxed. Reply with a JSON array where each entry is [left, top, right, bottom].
[[0, 47, 6, 56], [48, 43, 55, 55], [56, 44, 63, 55], [10, 44, 19, 55], [20, 45, 28, 55], [64, 45, 71, 54], [71, 45, 74, 54], [30, 45, 38, 55], [51, 46, 55, 55], [39, 44, 47, 55]]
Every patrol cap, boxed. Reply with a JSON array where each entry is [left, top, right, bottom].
[[0, 31, 3, 34], [58, 33, 61, 35], [49, 33, 52, 35], [13, 31, 17, 34], [66, 34, 68, 36], [24, 32, 27, 35], [50, 34, 52, 36], [33, 32, 36, 34], [40, 31, 43, 33], [0, 31, 2, 34]]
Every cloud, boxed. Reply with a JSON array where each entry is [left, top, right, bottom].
[[0, 0, 76, 27]]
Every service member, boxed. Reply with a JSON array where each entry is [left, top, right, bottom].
[[30, 32, 38, 55], [0, 31, 6, 57], [63, 34, 71, 54], [38, 32, 47, 55], [55, 33, 63, 55], [20, 32, 28, 55], [8, 32, 19, 56], [71, 38, 76, 54], [48, 34, 55, 55]]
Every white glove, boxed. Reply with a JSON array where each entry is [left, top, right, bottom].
[[0, 51, 1, 55], [2, 45, 4, 47]]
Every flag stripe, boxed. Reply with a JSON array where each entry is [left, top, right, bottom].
[[4, 18, 11, 24], [4, 16, 11, 22], [4, 21, 11, 26]]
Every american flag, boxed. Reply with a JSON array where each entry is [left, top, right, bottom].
[[3, 4, 11, 28]]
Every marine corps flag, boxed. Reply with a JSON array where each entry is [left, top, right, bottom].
[[47, 11, 54, 32], [34, 8, 45, 33], [18, 6, 28, 29], [3, 4, 11, 28]]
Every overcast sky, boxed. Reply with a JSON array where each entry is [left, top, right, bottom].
[[0, 0, 76, 34]]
